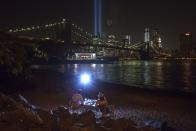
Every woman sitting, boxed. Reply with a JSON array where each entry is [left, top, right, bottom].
[[70, 92, 84, 110]]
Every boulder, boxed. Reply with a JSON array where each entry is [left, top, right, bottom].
[[143, 118, 168, 131], [0, 107, 43, 129], [0, 94, 44, 130], [36, 109, 56, 130], [119, 118, 138, 131], [0, 93, 20, 112], [57, 117, 73, 131], [140, 127, 159, 131], [27, 127, 45, 131], [52, 106, 74, 131], [0, 122, 22, 131], [16, 94, 38, 110], [95, 126, 111, 131], [77, 111, 96, 126], [69, 125, 95, 131], [71, 113, 80, 123], [103, 119, 115, 128], [104, 118, 138, 131], [52, 106, 71, 119]]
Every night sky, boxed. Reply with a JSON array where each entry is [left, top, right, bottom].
[[0, 0, 196, 49]]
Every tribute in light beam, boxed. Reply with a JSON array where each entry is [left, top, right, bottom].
[[94, 0, 102, 37]]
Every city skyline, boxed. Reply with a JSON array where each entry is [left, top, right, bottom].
[[0, 0, 196, 49]]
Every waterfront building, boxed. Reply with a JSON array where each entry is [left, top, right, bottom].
[[75, 53, 96, 60]]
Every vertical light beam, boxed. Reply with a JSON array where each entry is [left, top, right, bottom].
[[98, 0, 102, 37], [94, 0, 102, 37], [94, 0, 98, 36]]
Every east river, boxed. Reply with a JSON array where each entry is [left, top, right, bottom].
[[38, 60, 196, 93]]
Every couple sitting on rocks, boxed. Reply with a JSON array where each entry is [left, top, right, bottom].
[[70, 91, 111, 116]]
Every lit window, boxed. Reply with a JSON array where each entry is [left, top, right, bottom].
[[185, 33, 191, 36]]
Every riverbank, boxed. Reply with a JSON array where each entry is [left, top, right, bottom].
[[1, 69, 196, 131]]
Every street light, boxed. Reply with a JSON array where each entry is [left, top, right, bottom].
[[80, 73, 91, 85], [79, 73, 91, 97]]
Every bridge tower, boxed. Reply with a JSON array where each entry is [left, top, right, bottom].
[[62, 19, 72, 43], [56, 19, 73, 58], [56, 19, 72, 43]]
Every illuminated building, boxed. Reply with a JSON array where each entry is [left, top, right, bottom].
[[75, 53, 96, 60], [107, 34, 117, 46], [152, 29, 162, 49], [179, 33, 194, 57], [125, 35, 131, 45], [144, 28, 150, 42], [104, 34, 118, 56]]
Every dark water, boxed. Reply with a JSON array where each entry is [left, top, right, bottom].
[[36, 60, 196, 93]]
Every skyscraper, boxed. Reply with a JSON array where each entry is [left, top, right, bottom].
[[144, 28, 150, 42], [152, 29, 162, 49], [125, 35, 131, 45], [179, 33, 194, 57]]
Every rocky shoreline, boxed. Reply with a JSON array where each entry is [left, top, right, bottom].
[[1, 69, 196, 131], [0, 93, 172, 131]]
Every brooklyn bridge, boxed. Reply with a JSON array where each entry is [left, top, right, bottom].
[[8, 18, 171, 61]]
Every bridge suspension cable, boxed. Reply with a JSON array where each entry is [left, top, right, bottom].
[[9, 19, 67, 33]]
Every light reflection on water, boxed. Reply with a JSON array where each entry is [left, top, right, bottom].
[[56, 60, 196, 93]]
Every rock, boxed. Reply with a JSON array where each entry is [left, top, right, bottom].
[[0, 122, 22, 131], [52, 106, 74, 131], [166, 127, 177, 131], [120, 118, 138, 131], [16, 94, 38, 110], [0, 94, 44, 130], [95, 126, 111, 131], [103, 119, 115, 128], [22, 109, 43, 126], [57, 117, 73, 131], [71, 113, 80, 123], [36, 109, 55, 130], [143, 118, 168, 131], [53, 106, 72, 130], [69, 125, 95, 131], [0, 107, 43, 129], [52, 106, 71, 119], [104, 118, 138, 131], [0, 93, 20, 112], [140, 127, 159, 131], [77, 111, 96, 126], [27, 127, 45, 131]]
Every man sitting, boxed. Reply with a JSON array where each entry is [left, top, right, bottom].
[[96, 92, 109, 115]]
